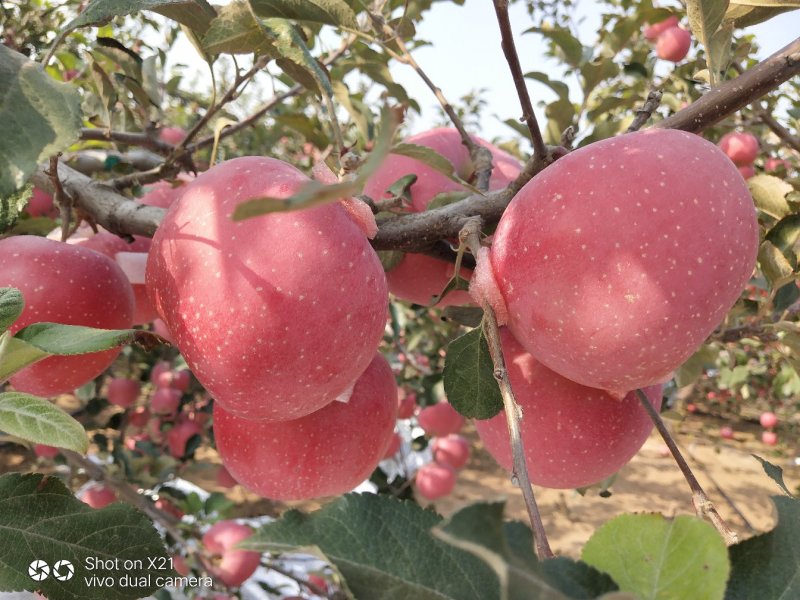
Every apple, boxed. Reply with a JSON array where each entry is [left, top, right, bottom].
[[167, 420, 202, 458], [216, 465, 239, 488], [107, 377, 141, 408], [417, 401, 464, 437], [643, 15, 679, 41], [138, 175, 193, 209], [25, 187, 58, 218], [655, 26, 691, 62], [472, 129, 758, 396], [474, 331, 663, 489], [431, 434, 470, 470], [719, 426, 734, 440], [761, 430, 778, 446], [80, 484, 117, 508], [152, 318, 175, 344], [34, 444, 60, 458], [759, 411, 778, 429], [719, 132, 759, 166], [151, 361, 172, 387], [397, 389, 417, 419], [0, 236, 135, 397], [738, 165, 755, 179], [154, 498, 184, 519], [159, 126, 186, 145], [128, 406, 151, 428], [765, 157, 791, 173], [214, 354, 397, 500], [686, 403, 698, 413], [147, 156, 388, 421], [201, 520, 261, 587], [156, 368, 191, 392], [151, 387, 182, 415], [415, 462, 456, 500], [383, 431, 402, 459], [173, 555, 190, 576], [364, 128, 521, 307]]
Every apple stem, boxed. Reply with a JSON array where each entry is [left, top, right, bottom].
[[460, 218, 554, 560], [635, 389, 739, 545], [627, 90, 663, 133]]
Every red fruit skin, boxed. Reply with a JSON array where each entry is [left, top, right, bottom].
[[397, 390, 417, 419], [431, 434, 470, 470], [202, 521, 261, 587], [759, 411, 778, 429], [107, 377, 141, 408], [34, 444, 60, 458], [80, 485, 117, 508], [151, 388, 182, 415], [383, 431, 402, 459], [128, 406, 150, 428], [478, 129, 758, 396], [147, 156, 388, 421], [738, 165, 756, 179], [719, 426, 734, 440], [644, 15, 679, 41], [0, 236, 135, 396], [151, 361, 172, 387], [719, 132, 760, 166], [761, 431, 778, 446], [415, 462, 456, 500], [364, 128, 520, 307], [215, 354, 398, 500], [216, 465, 239, 488], [765, 157, 791, 173], [655, 26, 691, 62], [167, 420, 202, 458], [138, 176, 192, 209], [172, 555, 190, 576], [159, 126, 186, 145], [26, 187, 58, 218], [152, 318, 175, 344], [171, 369, 191, 392], [474, 331, 663, 489], [417, 401, 464, 437], [154, 498, 184, 519]]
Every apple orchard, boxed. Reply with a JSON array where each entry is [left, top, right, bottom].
[[1, 0, 799, 599]]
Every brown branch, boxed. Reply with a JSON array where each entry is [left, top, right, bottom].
[[46, 154, 72, 241], [492, 0, 547, 160], [80, 128, 175, 155], [756, 104, 800, 154], [655, 37, 800, 134], [627, 90, 663, 133]]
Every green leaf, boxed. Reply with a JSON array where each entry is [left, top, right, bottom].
[[443, 327, 503, 420], [541, 557, 621, 599], [441, 306, 484, 328], [706, 20, 734, 83], [725, 3, 799, 27], [758, 241, 794, 286], [0, 288, 24, 333], [250, 0, 358, 28], [749, 174, 794, 219], [765, 214, 800, 267], [1, 185, 31, 233], [751, 454, 794, 497], [202, 0, 277, 55], [263, 18, 332, 96], [686, 0, 731, 84], [64, 0, 217, 36], [427, 191, 472, 210], [0, 46, 82, 198], [582, 514, 730, 600], [378, 250, 404, 272], [242, 493, 501, 600], [675, 344, 719, 387], [0, 473, 170, 600], [524, 71, 570, 101], [0, 392, 89, 453], [726, 496, 800, 599], [580, 59, 620, 97], [0, 334, 50, 383], [525, 26, 584, 68], [390, 143, 483, 195]]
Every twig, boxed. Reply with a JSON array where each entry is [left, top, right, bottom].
[[46, 154, 72, 240], [635, 389, 738, 544], [755, 103, 800, 154], [80, 128, 175, 155], [110, 163, 181, 191], [492, 0, 548, 160], [460, 217, 553, 560], [627, 90, 663, 133]]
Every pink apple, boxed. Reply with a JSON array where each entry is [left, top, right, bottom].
[[216, 465, 239, 488], [107, 377, 141, 408], [147, 156, 388, 421], [152, 318, 175, 344], [34, 444, 60, 458], [201, 520, 261, 587], [150, 360, 172, 387], [397, 390, 417, 419], [415, 462, 456, 500], [167, 420, 202, 458], [151, 387, 182, 415], [738, 165, 755, 179], [80, 485, 117, 508], [719, 132, 759, 166], [383, 432, 402, 459], [474, 330, 663, 489], [128, 406, 150, 428], [765, 157, 791, 173], [473, 129, 758, 396], [719, 426, 734, 440], [655, 26, 691, 62], [138, 175, 193, 209], [431, 434, 470, 470], [762, 430, 778, 446], [417, 401, 464, 437], [687, 403, 698, 413], [173, 555, 190, 576], [760, 411, 778, 429], [0, 236, 135, 396], [215, 354, 397, 500], [159, 126, 186, 145], [25, 187, 58, 218], [644, 15, 679, 41], [154, 498, 184, 519]]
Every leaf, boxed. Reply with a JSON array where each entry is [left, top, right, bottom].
[[242, 493, 501, 600], [441, 306, 484, 328], [89, 56, 118, 128], [391, 143, 483, 195], [758, 241, 794, 286], [524, 71, 570, 101], [0, 392, 89, 453], [0, 46, 82, 198], [725, 3, 798, 27], [765, 214, 800, 268], [749, 174, 794, 218], [64, 0, 217, 36], [675, 344, 719, 387], [262, 18, 332, 96], [1, 186, 31, 234], [250, 0, 358, 28], [706, 20, 734, 83], [582, 514, 730, 600], [751, 454, 794, 497], [377, 250, 404, 272], [443, 327, 503, 420], [541, 557, 621, 599], [726, 496, 800, 599], [525, 26, 584, 68], [427, 191, 472, 210], [580, 59, 620, 97], [0, 473, 170, 600], [0, 288, 24, 333], [686, 0, 731, 84], [202, 0, 277, 55]]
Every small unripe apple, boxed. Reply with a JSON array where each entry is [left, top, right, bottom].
[[201, 520, 261, 587], [644, 15, 679, 41], [147, 156, 388, 421], [719, 426, 734, 440], [25, 187, 58, 218], [216, 465, 239, 488], [107, 377, 141, 408], [474, 331, 662, 489], [719, 132, 759, 166], [167, 420, 202, 458], [397, 390, 417, 419], [215, 354, 397, 500], [762, 430, 778, 446], [0, 236, 135, 396], [431, 434, 470, 470], [473, 129, 758, 396], [383, 432, 402, 459], [415, 462, 456, 500], [655, 26, 691, 62], [128, 406, 150, 428], [151, 388, 182, 415], [759, 411, 778, 429], [34, 444, 60, 458], [738, 165, 755, 179], [80, 485, 117, 508], [159, 126, 186, 145], [417, 401, 464, 437]]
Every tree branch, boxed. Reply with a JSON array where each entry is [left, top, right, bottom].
[[756, 103, 800, 154], [627, 90, 663, 133], [80, 128, 175, 155]]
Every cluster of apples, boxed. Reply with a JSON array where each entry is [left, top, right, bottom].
[[760, 411, 779, 446], [643, 15, 691, 62]]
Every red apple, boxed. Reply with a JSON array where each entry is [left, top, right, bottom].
[[431, 434, 470, 470], [765, 157, 791, 173], [762, 430, 778, 446], [216, 465, 239, 488], [738, 165, 755, 179], [138, 175, 193, 209], [152, 318, 175, 344], [475, 331, 663, 489], [473, 129, 758, 396], [80, 485, 117, 508], [34, 444, 60, 458], [214, 354, 397, 500], [167, 420, 202, 458], [128, 406, 150, 428], [655, 26, 691, 62], [687, 403, 698, 413], [107, 377, 141, 408], [759, 411, 778, 429], [415, 462, 456, 500], [154, 498, 184, 519], [159, 126, 186, 145], [147, 156, 388, 421], [417, 401, 464, 437], [173, 555, 190, 576], [383, 431, 402, 459], [644, 15, 679, 41], [0, 236, 135, 396], [25, 187, 58, 218], [151, 388, 182, 415], [397, 390, 417, 419], [719, 426, 734, 440], [719, 132, 759, 166], [151, 361, 172, 387], [201, 520, 261, 587]]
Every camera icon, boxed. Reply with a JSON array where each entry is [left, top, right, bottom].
[[28, 559, 74, 582], [28, 560, 49, 582], [53, 560, 75, 581]]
